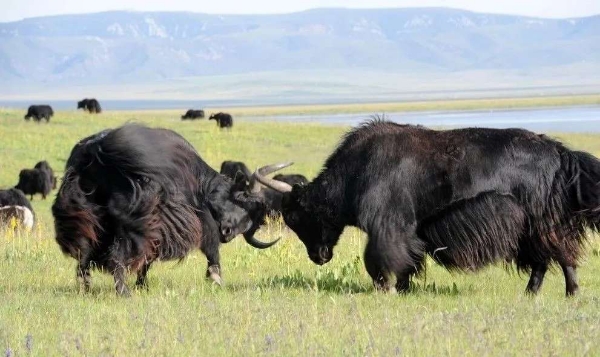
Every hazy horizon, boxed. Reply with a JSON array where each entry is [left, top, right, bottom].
[[3, 1, 600, 22]]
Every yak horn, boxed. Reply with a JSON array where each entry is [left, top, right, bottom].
[[250, 162, 294, 193], [243, 232, 280, 249]]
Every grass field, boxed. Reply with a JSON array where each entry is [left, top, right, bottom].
[[1, 108, 600, 356]]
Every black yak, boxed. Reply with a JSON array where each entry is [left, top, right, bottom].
[[0, 188, 35, 230], [0, 206, 34, 230], [15, 164, 55, 200], [24, 105, 53, 122], [256, 120, 600, 296], [52, 124, 285, 296], [0, 188, 34, 214], [209, 112, 233, 128], [34, 160, 57, 190], [181, 109, 205, 120], [220, 160, 252, 191], [77, 98, 102, 113]]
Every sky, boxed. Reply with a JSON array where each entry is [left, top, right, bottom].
[[3, 0, 600, 22]]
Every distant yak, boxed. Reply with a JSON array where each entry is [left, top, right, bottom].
[[15, 161, 56, 200], [24, 105, 53, 122], [77, 98, 102, 114], [257, 120, 600, 296], [181, 109, 205, 120], [209, 112, 233, 128]]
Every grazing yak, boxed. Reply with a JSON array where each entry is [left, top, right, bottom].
[[15, 161, 56, 200], [181, 109, 205, 120], [209, 112, 233, 128], [0, 206, 34, 230], [256, 120, 600, 296], [77, 98, 102, 114], [0, 188, 35, 229], [24, 105, 53, 122], [52, 124, 284, 296]]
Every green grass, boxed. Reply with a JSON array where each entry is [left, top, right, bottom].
[[1, 109, 600, 356]]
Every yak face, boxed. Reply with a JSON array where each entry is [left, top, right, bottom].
[[206, 184, 261, 243], [281, 187, 340, 265], [77, 100, 87, 109]]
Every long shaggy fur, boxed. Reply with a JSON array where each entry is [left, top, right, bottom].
[[282, 120, 600, 294], [53, 124, 269, 295]]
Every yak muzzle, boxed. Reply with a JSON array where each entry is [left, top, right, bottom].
[[309, 246, 332, 265]]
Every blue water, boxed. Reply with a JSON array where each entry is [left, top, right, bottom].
[[247, 105, 600, 133], [2, 98, 599, 133]]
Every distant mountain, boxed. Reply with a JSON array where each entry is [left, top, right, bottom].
[[1, 8, 599, 100]]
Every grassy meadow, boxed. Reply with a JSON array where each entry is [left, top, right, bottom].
[[1, 107, 600, 355]]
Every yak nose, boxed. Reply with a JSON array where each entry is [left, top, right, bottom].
[[221, 226, 233, 237]]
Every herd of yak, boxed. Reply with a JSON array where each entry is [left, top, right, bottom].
[[3, 104, 600, 298], [23, 99, 235, 128]]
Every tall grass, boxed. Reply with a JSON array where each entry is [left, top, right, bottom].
[[1, 108, 600, 355]]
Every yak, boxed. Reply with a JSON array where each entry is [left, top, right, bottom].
[[34, 160, 57, 190], [209, 112, 233, 128], [24, 105, 53, 122], [0, 188, 35, 229], [181, 109, 205, 120], [15, 165, 55, 200], [220, 160, 252, 191], [0, 188, 34, 214], [77, 98, 102, 114], [256, 120, 600, 296], [52, 124, 287, 296], [0, 206, 34, 230]]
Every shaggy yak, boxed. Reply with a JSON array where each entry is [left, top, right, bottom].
[[15, 161, 56, 200], [256, 120, 600, 296], [52, 124, 286, 296], [77, 98, 102, 113]]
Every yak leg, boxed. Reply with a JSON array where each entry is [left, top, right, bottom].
[[112, 264, 131, 297], [76, 258, 92, 293], [109, 240, 131, 297], [559, 263, 579, 297], [203, 243, 222, 286], [135, 262, 152, 289], [364, 240, 392, 292], [525, 262, 548, 295], [199, 212, 223, 286], [201, 242, 222, 286]]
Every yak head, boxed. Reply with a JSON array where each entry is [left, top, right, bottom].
[[254, 165, 342, 265], [77, 99, 88, 109]]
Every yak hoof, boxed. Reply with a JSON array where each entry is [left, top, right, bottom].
[[206, 265, 223, 286], [209, 273, 223, 286]]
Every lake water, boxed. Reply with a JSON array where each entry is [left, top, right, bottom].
[[2, 99, 599, 133], [246, 105, 600, 133]]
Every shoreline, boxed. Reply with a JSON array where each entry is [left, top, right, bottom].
[[1, 94, 600, 117]]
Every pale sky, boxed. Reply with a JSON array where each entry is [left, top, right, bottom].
[[3, 0, 600, 22]]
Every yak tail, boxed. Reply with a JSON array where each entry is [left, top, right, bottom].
[[564, 150, 600, 230]]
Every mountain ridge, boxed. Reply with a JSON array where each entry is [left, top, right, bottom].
[[1, 8, 599, 100]]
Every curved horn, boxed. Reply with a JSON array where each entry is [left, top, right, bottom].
[[243, 232, 280, 249], [250, 162, 294, 193]]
